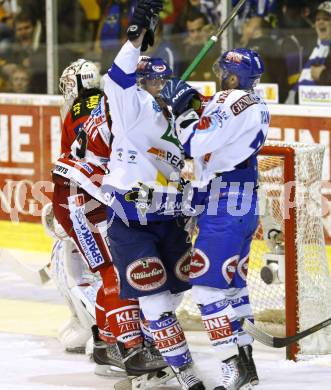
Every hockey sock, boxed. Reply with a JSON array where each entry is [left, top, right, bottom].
[[99, 267, 143, 348], [95, 285, 116, 344], [149, 313, 193, 368], [226, 287, 254, 346], [199, 300, 241, 352]]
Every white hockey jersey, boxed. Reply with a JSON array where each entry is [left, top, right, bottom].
[[179, 89, 270, 187], [103, 40, 185, 192]]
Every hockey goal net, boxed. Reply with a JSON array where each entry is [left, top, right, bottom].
[[177, 141, 331, 361]]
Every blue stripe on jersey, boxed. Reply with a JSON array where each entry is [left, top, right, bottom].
[[182, 126, 197, 156], [108, 63, 136, 89]]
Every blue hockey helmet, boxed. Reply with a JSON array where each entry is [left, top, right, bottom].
[[136, 57, 172, 80], [217, 48, 264, 90]]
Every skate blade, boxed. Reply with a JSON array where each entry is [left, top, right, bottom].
[[94, 363, 127, 377], [239, 383, 253, 390], [115, 367, 175, 390]]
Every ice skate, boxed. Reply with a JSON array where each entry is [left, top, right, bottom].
[[91, 325, 126, 377], [238, 345, 259, 385], [114, 342, 174, 390], [172, 362, 205, 390], [214, 355, 253, 390]]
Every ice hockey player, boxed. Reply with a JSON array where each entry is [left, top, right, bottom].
[[51, 58, 169, 379], [161, 48, 270, 389], [102, 1, 205, 389]]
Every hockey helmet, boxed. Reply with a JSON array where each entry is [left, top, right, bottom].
[[136, 57, 172, 81], [59, 59, 101, 101], [216, 48, 264, 90]]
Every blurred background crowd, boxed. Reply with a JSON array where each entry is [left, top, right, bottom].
[[0, 0, 330, 103]]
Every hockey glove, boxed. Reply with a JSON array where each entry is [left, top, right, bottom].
[[127, 0, 163, 43], [160, 78, 200, 117]]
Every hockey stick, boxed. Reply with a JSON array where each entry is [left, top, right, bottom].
[[181, 0, 248, 81], [242, 318, 331, 348], [0, 248, 51, 286]]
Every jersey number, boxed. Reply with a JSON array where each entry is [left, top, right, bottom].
[[250, 129, 266, 152], [76, 131, 88, 158]]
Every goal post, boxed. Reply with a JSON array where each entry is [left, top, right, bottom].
[[177, 141, 331, 361]]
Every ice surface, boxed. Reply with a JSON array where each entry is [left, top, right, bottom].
[[1, 249, 331, 389]]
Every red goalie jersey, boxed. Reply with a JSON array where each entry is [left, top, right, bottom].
[[54, 92, 112, 203]]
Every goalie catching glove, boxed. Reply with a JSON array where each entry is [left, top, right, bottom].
[[127, 0, 163, 52], [160, 78, 201, 117]]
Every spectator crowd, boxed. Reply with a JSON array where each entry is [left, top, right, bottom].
[[0, 0, 330, 103]]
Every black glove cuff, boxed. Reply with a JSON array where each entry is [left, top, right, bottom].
[[127, 25, 143, 41]]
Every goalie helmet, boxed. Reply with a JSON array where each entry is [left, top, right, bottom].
[[59, 59, 101, 119], [136, 57, 172, 81], [59, 59, 101, 101], [217, 48, 264, 90]]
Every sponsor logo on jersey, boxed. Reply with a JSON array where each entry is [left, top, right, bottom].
[[128, 150, 137, 164], [77, 163, 93, 174], [231, 94, 260, 116], [174, 250, 191, 282], [189, 249, 210, 279], [147, 147, 184, 169], [71, 203, 104, 269], [126, 257, 167, 291], [237, 255, 249, 281], [203, 315, 233, 341], [54, 165, 68, 174], [221, 255, 239, 284]]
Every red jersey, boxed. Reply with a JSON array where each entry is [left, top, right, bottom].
[[54, 92, 112, 203]]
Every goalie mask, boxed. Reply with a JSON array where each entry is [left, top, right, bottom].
[[214, 48, 264, 90], [59, 59, 101, 118]]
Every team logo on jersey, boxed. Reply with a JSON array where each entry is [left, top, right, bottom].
[[189, 249, 210, 279], [161, 123, 181, 148], [126, 257, 167, 291], [230, 94, 260, 116], [221, 255, 239, 284], [174, 250, 191, 282], [237, 255, 249, 281]]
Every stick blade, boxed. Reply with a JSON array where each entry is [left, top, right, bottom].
[[241, 319, 278, 347]]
